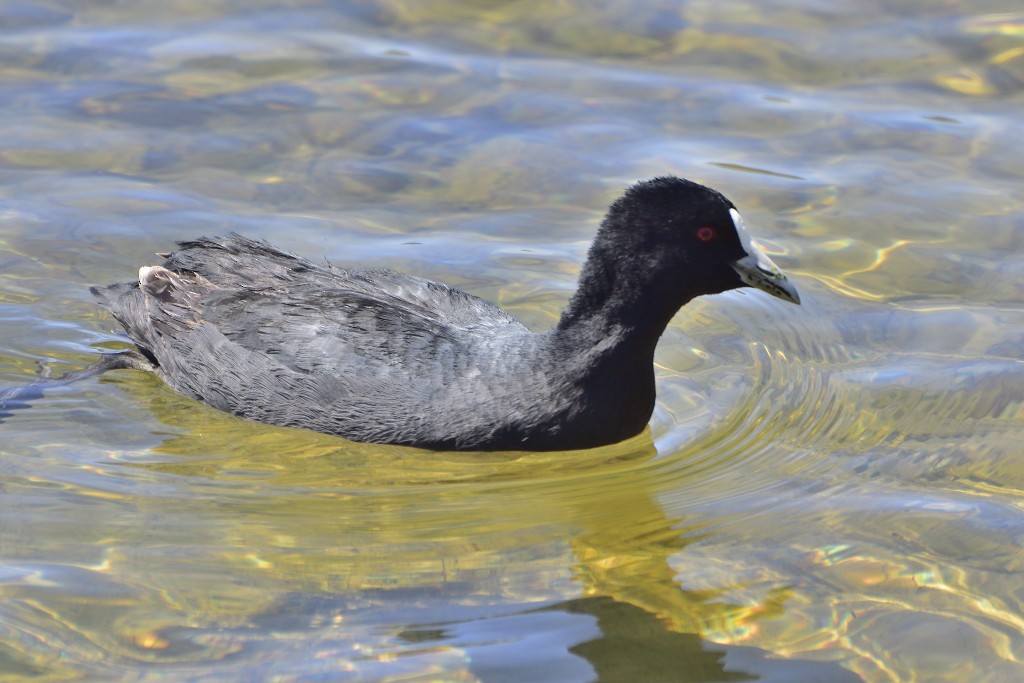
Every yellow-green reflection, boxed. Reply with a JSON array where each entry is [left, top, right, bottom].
[[0, 370, 776, 676]]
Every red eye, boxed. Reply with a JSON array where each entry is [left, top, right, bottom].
[[697, 226, 715, 241]]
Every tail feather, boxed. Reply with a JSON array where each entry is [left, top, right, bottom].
[[90, 281, 137, 308]]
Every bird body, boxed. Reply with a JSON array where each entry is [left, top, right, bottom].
[[89, 177, 799, 450]]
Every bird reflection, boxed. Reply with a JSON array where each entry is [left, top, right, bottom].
[[92, 372, 859, 680]]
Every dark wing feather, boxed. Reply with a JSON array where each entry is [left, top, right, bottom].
[[96, 234, 527, 378]]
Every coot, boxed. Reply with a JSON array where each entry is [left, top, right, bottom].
[[91, 177, 799, 450]]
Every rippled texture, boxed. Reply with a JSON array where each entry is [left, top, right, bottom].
[[1, 0, 1022, 681]]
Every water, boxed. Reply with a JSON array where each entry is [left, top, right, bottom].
[[1, 1, 1022, 680]]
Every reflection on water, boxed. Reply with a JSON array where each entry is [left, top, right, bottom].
[[2, 0, 1023, 681], [0, 387, 862, 680]]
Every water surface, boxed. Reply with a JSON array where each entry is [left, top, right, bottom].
[[1, 1, 1023, 681]]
